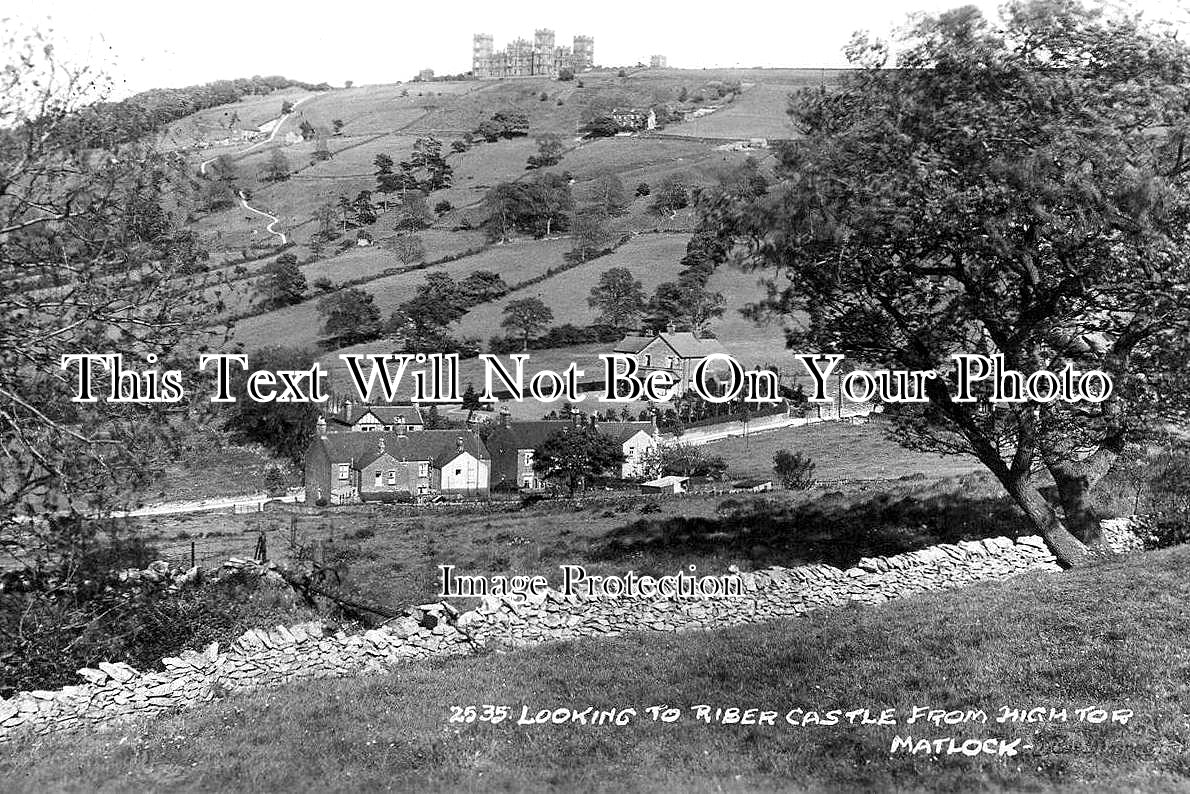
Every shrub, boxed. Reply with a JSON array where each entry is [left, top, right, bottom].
[[773, 450, 816, 490], [263, 465, 287, 496]]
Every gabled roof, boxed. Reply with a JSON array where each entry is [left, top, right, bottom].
[[612, 332, 728, 359], [328, 404, 425, 428], [314, 430, 487, 469]]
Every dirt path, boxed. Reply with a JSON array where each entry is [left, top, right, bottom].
[[238, 190, 287, 244]]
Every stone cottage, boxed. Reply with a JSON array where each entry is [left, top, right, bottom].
[[612, 327, 730, 397], [326, 402, 425, 433], [305, 429, 489, 504]]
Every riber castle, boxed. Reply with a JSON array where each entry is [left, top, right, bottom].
[[472, 30, 594, 78]]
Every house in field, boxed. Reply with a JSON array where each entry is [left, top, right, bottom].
[[304, 429, 489, 504], [612, 326, 731, 398], [484, 414, 657, 491], [610, 107, 657, 131], [326, 402, 425, 433]]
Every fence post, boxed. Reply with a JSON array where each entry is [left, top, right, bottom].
[[190, 541, 196, 569]]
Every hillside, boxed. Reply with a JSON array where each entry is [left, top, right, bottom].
[[4, 545, 1186, 792], [174, 69, 816, 365]]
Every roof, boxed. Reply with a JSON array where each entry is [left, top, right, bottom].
[[612, 332, 729, 359], [313, 430, 487, 469], [328, 404, 425, 428], [642, 475, 688, 487], [486, 420, 654, 454]]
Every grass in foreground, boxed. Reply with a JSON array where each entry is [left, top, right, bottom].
[[1, 546, 1187, 792]]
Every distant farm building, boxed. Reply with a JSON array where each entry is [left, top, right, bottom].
[[650, 55, 668, 68], [641, 475, 688, 494]]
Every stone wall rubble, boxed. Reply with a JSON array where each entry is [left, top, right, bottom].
[[0, 532, 1079, 743]]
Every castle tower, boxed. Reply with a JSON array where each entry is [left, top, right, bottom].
[[472, 33, 494, 76], [535, 28, 556, 53], [572, 35, 594, 71]]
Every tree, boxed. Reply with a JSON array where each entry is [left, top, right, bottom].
[[591, 173, 629, 217], [558, 67, 575, 81], [299, 119, 316, 141], [649, 279, 725, 334], [481, 174, 573, 242], [677, 86, 689, 102], [317, 287, 382, 344], [434, 200, 453, 214], [332, 119, 345, 135], [527, 134, 565, 169], [390, 233, 426, 264], [650, 174, 689, 215], [262, 148, 291, 182], [461, 383, 483, 411], [636, 182, 651, 198], [459, 270, 509, 303], [639, 443, 728, 480], [281, 100, 294, 114], [773, 451, 815, 490], [0, 27, 216, 676], [567, 206, 616, 264], [502, 297, 554, 350], [394, 191, 435, 231], [224, 346, 322, 463], [258, 252, 307, 308], [580, 115, 621, 139], [533, 426, 626, 495], [588, 267, 646, 330], [715, 1, 1190, 565], [312, 200, 339, 242]]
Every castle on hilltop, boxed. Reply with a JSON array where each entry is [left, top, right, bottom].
[[472, 30, 594, 78]]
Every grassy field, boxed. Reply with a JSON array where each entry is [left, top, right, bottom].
[[4, 543, 1185, 792], [228, 236, 571, 350], [453, 233, 689, 338]]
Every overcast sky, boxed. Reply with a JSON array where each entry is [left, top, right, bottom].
[[6, 0, 1188, 98]]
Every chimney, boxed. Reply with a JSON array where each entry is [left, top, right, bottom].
[[377, 437, 385, 455], [343, 400, 353, 420], [665, 322, 676, 334], [397, 424, 407, 439], [316, 416, 327, 437], [589, 414, 598, 430], [571, 411, 582, 428], [456, 435, 465, 452], [499, 409, 511, 428]]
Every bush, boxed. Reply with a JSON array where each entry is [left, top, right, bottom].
[[773, 450, 816, 490], [434, 200, 453, 214], [0, 557, 298, 696], [635, 182, 651, 198], [263, 465, 287, 496]]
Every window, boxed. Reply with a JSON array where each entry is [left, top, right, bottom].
[[373, 470, 382, 486], [382, 425, 391, 431], [418, 462, 429, 477], [386, 470, 397, 485], [338, 464, 349, 480], [644, 354, 651, 367], [454, 468, 462, 476]]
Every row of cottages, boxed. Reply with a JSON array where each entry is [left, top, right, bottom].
[[484, 415, 658, 491], [612, 327, 730, 397], [305, 428, 489, 504], [327, 402, 425, 433]]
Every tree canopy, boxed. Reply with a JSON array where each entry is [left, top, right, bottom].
[[712, 0, 1190, 565]]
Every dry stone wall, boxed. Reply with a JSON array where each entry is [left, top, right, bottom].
[[0, 533, 1074, 743]]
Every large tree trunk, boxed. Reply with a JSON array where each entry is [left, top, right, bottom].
[[1004, 476, 1090, 568], [1050, 470, 1107, 547]]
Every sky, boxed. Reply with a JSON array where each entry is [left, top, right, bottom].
[[6, 0, 1189, 98]]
